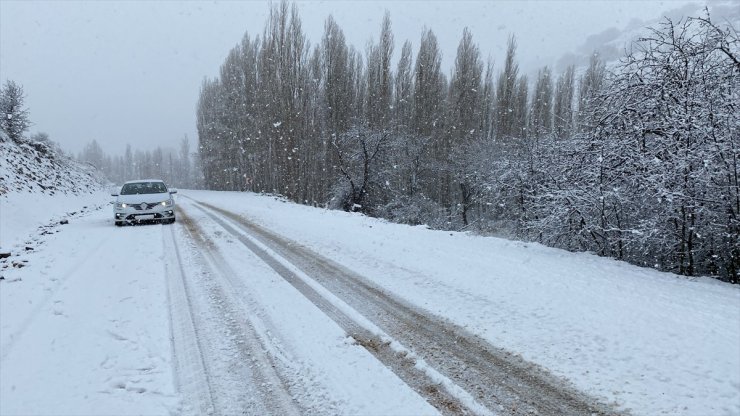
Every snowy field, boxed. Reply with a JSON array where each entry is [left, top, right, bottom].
[[1, 189, 738, 415]]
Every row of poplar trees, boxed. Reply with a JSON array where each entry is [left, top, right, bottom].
[[197, 2, 739, 283]]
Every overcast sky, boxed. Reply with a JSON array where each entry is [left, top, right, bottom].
[[1, 0, 724, 156]]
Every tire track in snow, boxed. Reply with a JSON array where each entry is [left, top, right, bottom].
[[189, 198, 624, 416], [163, 224, 217, 415], [185, 200, 492, 416], [171, 209, 308, 416]]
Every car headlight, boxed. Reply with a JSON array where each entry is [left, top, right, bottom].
[[161, 199, 173, 207], [115, 202, 127, 209]]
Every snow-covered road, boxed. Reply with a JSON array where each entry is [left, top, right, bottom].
[[1, 190, 739, 416], [164, 201, 436, 415], [1, 195, 437, 415], [1, 203, 178, 415], [184, 197, 612, 415]]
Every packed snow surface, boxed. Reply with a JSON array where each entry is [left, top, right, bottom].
[[186, 190, 740, 416], [1, 188, 738, 416]]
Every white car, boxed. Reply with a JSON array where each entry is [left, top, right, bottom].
[[111, 179, 177, 226]]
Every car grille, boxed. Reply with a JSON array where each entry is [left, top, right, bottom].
[[132, 202, 160, 210]]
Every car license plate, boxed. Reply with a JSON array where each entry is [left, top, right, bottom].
[[137, 214, 155, 220]]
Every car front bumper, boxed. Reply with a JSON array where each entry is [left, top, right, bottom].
[[114, 206, 175, 223]]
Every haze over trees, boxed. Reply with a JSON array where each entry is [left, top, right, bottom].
[[0, 79, 200, 191], [195, 3, 738, 283], [76, 136, 202, 190]]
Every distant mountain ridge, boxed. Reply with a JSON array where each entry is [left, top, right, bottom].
[[553, 0, 740, 73], [0, 131, 105, 196]]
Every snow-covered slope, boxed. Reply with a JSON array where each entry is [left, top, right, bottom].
[[0, 133, 103, 196], [0, 132, 108, 252]]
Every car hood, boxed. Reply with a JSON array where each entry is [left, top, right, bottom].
[[117, 193, 171, 204]]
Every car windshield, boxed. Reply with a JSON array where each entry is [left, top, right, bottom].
[[120, 182, 167, 195]]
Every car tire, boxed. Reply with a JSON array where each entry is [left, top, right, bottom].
[[115, 221, 124, 227]]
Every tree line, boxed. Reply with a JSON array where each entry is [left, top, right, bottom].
[[197, 3, 738, 282], [0, 80, 200, 191], [76, 137, 202, 190]]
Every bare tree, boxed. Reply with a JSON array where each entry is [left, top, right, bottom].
[[448, 27, 484, 225], [495, 36, 519, 139], [553, 65, 575, 139], [528, 66, 553, 140]]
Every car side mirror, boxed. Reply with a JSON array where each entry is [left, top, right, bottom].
[[111, 193, 118, 197], [169, 189, 178, 194]]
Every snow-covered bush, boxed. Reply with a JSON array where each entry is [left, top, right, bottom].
[[530, 14, 739, 281]]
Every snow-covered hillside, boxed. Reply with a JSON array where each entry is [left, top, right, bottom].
[[0, 132, 108, 253]]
